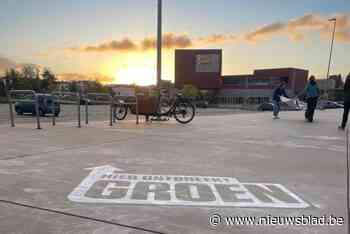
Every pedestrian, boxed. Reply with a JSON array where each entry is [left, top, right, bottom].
[[272, 80, 289, 119], [339, 74, 350, 130], [303, 76, 320, 123]]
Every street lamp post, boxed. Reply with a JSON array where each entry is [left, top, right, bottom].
[[157, 0, 162, 88], [325, 18, 336, 100], [327, 18, 337, 80], [154, 0, 163, 121]]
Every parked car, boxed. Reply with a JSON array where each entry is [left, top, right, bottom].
[[317, 100, 343, 110], [257, 100, 304, 111], [80, 98, 91, 105], [15, 94, 60, 117], [257, 102, 274, 111], [194, 100, 209, 108]]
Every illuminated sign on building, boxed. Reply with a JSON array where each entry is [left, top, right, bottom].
[[196, 54, 220, 73]]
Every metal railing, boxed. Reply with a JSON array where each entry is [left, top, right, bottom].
[[85, 93, 114, 126], [52, 91, 82, 128], [2, 84, 140, 129], [7, 90, 41, 129], [113, 95, 139, 124]]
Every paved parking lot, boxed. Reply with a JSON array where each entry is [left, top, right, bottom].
[[0, 104, 251, 126], [0, 108, 348, 233]]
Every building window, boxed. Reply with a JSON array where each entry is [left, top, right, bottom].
[[248, 77, 270, 86], [223, 77, 246, 86]]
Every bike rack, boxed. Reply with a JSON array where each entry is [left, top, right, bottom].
[[113, 95, 139, 125], [52, 91, 82, 128], [3, 79, 141, 129], [7, 90, 41, 129], [2, 79, 14, 128], [85, 93, 114, 126]]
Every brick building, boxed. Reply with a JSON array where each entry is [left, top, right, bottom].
[[174, 49, 309, 104], [219, 68, 308, 104], [175, 49, 222, 90]]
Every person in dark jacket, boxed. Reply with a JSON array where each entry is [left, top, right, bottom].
[[339, 74, 350, 130], [303, 76, 320, 122], [272, 80, 289, 119]]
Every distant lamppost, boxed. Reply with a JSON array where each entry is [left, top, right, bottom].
[[327, 18, 337, 80], [156, 0, 162, 88], [325, 18, 336, 99]]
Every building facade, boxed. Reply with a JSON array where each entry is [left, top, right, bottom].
[[174, 49, 309, 105], [175, 49, 222, 90], [219, 68, 309, 105]]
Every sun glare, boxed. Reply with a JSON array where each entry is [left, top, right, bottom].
[[101, 53, 158, 86], [115, 66, 156, 86], [102, 52, 174, 86]]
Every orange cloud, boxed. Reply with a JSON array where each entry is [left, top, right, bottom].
[[336, 14, 350, 29], [69, 38, 138, 53], [163, 33, 193, 49], [68, 33, 193, 53], [64, 13, 350, 55], [197, 34, 237, 44], [287, 14, 327, 30], [142, 33, 193, 50], [245, 22, 285, 42], [288, 13, 350, 43], [243, 13, 350, 43], [67, 33, 237, 53]]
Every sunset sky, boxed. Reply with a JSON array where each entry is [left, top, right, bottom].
[[0, 0, 349, 85]]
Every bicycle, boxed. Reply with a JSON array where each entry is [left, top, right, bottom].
[[113, 92, 196, 124]]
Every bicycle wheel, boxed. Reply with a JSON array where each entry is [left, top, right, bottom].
[[114, 104, 128, 120], [174, 101, 195, 124], [157, 96, 172, 115]]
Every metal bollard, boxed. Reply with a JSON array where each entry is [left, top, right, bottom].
[[8, 97, 15, 127], [52, 99, 56, 126], [136, 95, 139, 125], [4, 84, 15, 127], [85, 100, 89, 125], [109, 98, 113, 127], [34, 94, 41, 130], [113, 104, 116, 123], [77, 93, 81, 128]]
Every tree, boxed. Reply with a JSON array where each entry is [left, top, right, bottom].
[[0, 76, 6, 97], [181, 85, 200, 99], [160, 80, 174, 90], [2, 67, 59, 93], [4, 68, 31, 90], [87, 80, 109, 93], [41, 68, 57, 92], [68, 81, 78, 93], [5, 68, 21, 80], [21, 65, 42, 91], [21, 65, 37, 79]]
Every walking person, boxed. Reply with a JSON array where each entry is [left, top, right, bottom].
[[303, 76, 320, 123], [272, 80, 289, 119], [339, 74, 350, 130]]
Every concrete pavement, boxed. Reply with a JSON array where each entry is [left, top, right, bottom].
[[0, 104, 251, 125], [0, 109, 348, 233]]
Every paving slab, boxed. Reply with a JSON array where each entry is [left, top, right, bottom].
[[0, 109, 348, 233]]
